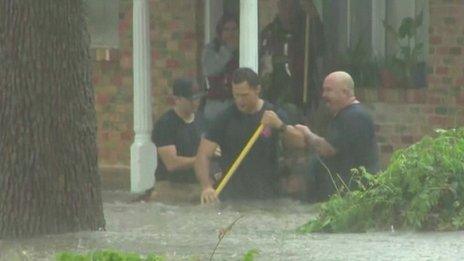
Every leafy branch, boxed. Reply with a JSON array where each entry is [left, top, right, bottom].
[[299, 128, 464, 233], [209, 215, 244, 261]]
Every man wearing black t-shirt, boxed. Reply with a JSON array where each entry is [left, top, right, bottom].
[[195, 68, 304, 204], [295, 71, 380, 201], [147, 78, 205, 203]]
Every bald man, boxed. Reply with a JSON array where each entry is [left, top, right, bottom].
[[292, 71, 380, 201]]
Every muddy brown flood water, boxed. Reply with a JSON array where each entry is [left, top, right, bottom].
[[0, 190, 463, 260]]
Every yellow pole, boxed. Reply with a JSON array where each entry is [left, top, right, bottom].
[[215, 124, 264, 196]]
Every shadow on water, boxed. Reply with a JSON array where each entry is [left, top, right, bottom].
[[1, 189, 464, 260]]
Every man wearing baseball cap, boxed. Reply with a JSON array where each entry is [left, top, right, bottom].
[[139, 78, 206, 203]]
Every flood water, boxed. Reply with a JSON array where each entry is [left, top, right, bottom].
[[1, 190, 463, 261]]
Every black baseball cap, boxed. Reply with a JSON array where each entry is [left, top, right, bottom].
[[172, 78, 205, 100]]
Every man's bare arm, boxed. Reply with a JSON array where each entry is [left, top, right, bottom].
[[280, 125, 307, 149], [157, 145, 195, 172], [195, 138, 219, 204], [194, 138, 217, 187], [294, 124, 336, 156], [261, 110, 306, 149]]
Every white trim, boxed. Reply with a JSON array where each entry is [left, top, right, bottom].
[[204, 0, 211, 44], [416, 0, 429, 62], [371, 0, 386, 57], [347, 0, 351, 48], [206, 0, 223, 44]]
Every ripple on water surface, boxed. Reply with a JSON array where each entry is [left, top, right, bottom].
[[0, 191, 463, 260]]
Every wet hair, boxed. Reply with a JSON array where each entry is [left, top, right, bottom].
[[212, 14, 238, 52], [232, 67, 260, 88]]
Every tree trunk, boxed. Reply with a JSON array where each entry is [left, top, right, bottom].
[[0, 0, 105, 238]]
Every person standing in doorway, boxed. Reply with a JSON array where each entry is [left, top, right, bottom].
[[201, 15, 239, 126]]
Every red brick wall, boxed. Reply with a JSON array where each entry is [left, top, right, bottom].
[[93, 0, 201, 167], [357, 0, 464, 167]]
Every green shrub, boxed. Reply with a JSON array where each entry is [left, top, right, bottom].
[[56, 250, 164, 261], [299, 128, 464, 233], [242, 249, 259, 261]]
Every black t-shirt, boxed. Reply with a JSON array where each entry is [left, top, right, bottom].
[[205, 101, 288, 200], [311, 103, 380, 199], [152, 109, 203, 183]]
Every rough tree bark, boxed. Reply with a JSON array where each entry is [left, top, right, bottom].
[[0, 0, 105, 238]]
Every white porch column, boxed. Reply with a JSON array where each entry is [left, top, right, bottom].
[[131, 0, 156, 193], [239, 0, 259, 72]]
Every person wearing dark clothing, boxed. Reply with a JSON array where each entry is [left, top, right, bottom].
[[295, 71, 380, 201], [201, 15, 239, 124], [260, 0, 328, 201], [260, 0, 325, 114], [307, 103, 380, 200], [195, 68, 304, 204], [152, 109, 203, 184], [205, 100, 288, 200], [144, 78, 205, 203]]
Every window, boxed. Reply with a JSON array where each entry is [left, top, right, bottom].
[[323, 0, 429, 88], [83, 0, 119, 49]]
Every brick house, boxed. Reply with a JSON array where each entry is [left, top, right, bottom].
[[88, 0, 464, 179]]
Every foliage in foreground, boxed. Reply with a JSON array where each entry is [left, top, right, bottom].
[[56, 250, 164, 261], [242, 249, 259, 261], [299, 128, 464, 233], [56, 249, 258, 261]]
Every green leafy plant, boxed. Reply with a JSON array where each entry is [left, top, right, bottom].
[[383, 11, 425, 88], [56, 249, 260, 261], [242, 249, 259, 261], [298, 128, 464, 233], [339, 37, 380, 88], [56, 250, 165, 261]]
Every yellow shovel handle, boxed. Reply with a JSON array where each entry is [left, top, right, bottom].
[[215, 124, 264, 196]]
